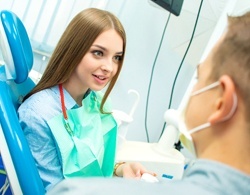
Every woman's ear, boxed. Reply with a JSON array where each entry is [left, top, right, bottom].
[[208, 75, 237, 124]]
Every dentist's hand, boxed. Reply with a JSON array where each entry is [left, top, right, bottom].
[[114, 162, 156, 178]]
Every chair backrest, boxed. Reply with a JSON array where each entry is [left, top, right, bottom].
[[0, 10, 45, 195]]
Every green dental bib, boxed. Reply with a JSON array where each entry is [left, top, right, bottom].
[[47, 91, 117, 178]]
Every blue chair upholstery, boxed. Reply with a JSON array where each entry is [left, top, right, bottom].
[[0, 10, 45, 194], [0, 10, 32, 84]]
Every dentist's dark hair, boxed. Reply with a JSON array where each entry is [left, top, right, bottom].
[[24, 8, 126, 113]]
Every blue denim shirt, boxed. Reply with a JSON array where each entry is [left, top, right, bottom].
[[18, 86, 80, 191]]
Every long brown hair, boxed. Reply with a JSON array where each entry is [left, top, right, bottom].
[[25, 8, 126, 113]]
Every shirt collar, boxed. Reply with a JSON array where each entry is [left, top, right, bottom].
[[51, 85, 78, 110]]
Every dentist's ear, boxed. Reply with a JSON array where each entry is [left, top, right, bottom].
[[208, 75, 237, 124]]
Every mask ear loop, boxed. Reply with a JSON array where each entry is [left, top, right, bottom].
[[187, 82, 221, 135], [59, 84, 74, 136], [221, 93, 238, 121], [189, 83, 238, 135], [191, 81, 220, 96], [188, 81, 220, 135]]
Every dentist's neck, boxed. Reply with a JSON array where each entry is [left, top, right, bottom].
[[199, 111, 250, 174]]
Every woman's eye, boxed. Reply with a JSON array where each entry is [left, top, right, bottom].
[[92, 50, 103, 56], [113, 55, 122, 62]]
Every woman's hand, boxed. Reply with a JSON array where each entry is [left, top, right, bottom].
[[114, 162, 156, 178]]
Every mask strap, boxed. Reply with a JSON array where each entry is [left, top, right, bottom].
[[188, 122, 211, 135], [221, 93, 238, 121], [191, 81, 220, 96], [188, 93, 238, 135]]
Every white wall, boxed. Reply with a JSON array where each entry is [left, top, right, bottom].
[[0, 0, 249, 142]]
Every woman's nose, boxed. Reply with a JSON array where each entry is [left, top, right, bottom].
[[101, 58, 113, 72]]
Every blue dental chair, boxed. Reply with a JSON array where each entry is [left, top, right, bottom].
[[0, 10, 45, 194]]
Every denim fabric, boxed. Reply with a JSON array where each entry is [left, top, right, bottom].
[[18, 86, 79, 191]]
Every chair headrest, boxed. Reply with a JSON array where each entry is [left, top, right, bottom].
[[0, 10, 33, 84]]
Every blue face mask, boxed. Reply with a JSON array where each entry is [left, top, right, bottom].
[[179, 81, 238, 156]]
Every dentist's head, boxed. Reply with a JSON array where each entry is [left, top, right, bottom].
[[180, 12, 250, 169]]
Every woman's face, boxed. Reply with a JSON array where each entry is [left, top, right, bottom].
[[68, 29, 123, 93]]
